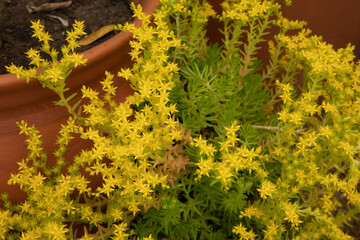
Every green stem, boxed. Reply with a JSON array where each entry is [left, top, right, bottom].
[[58, 90, 78, 118]]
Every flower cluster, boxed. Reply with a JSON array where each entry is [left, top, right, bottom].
[[6, 20, 87, 84]]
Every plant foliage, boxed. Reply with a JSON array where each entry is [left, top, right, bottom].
[[2, 0, 360, 239]]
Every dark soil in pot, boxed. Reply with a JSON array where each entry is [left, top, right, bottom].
[[0, 0, 133, 74]]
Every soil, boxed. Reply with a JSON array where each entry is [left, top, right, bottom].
[[0, 0, 133, 74]]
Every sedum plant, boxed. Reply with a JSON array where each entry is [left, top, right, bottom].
[[3, 0, 360, 239]]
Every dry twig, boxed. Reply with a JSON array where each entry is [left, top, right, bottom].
[[46, 14, 69, 27], [26, 1, 72, 14]]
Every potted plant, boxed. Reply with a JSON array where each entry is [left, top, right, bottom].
[[1, 0, 360, 239], [0, 0, 160, 203]]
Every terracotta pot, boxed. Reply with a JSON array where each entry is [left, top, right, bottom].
[[0, 0, 160, 203]]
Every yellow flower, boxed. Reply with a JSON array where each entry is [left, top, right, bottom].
[[258, 180, 277, 199], [195, 157, 215, 180], [6, 63, 23, 79], [232, 222, 256, 240], [298, 131, 318, 149], [272, 146, 284, 157], [129, 48, 141, 60], [131, 2, 147, 21], [63, 52, 87, 67], [201, 2, 216, 18], [129, 40, 144, 52], [339, 141, 354, 155], [26, 48, 41, 66], [224, 121, 240, 145], [294, 169, 307, 185], [72, 20, 86, 36], [118, 68, 133, 80], [322, 101, 338, 114], [241, 205, 264, 219], [43, 222, 68, 240], [30, 19, 43, 32], [282, 202, 303, 228], [263, 221, 280, 240], [81, 86, 99, 100], [44, 65, 64, 83], [302, 103, 319, 116], [278, 108, 290, 123], [216, 166, 233, 188], [172, 3, 185, 13], [280, 91, 292, 105], [289, 111, 303, 125], [318, 125, 334, 139], [193, 135, 216, 156], [112, 222, 130, 240], [301, 91, 317, 102]]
